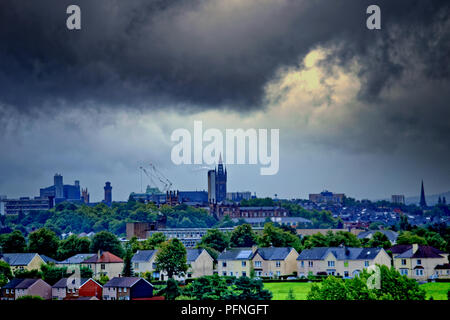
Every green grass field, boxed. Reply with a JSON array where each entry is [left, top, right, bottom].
[[264, 281, 450, 300]]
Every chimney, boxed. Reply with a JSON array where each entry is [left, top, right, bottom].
[[251, 245, 258, 253], [412, 243, 419, 254], [97, 250, 102, 260]]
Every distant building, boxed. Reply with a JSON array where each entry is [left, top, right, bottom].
[[129, 185, 166, 205], [0, 195, 6, 215], [2, 197, 52, 215], [103, 182, 112, 206], [81, 188, 90, 204], [391, 195, 405, 205], [40, 173, 81, 204], [232, 216, 311, 228], [210, 203, 289, 220], [226, 192, 252, 202], [419, 180, 427, 207], [309, 190, 345, 204], [207, 154, 227, 203]]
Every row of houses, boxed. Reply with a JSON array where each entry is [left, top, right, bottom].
[[1, 276, 155, 301]]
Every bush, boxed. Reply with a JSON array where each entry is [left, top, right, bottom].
[[16, 295, 44, 301]]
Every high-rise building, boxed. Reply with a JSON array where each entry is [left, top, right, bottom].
[[391, 195, 405, 205], [54, 173, 63, 199], [104, 182, 112, 206], [207, 154, 227, 203], [419, 180, 427, 207]]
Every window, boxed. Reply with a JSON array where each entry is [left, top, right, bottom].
[[344, 271, 349, 277], [222, 272, 227, 276], [222, 262, 227, 267], [255, 261, 262, 268], [415, 269, 423, 276], [230, 272, 233, 276], [6, 289, 9, 294], [101, 264, 106, 270], [242, 261, 246, 267], [276, 261, 281, 268], [118, 288, 122, 293], [152, 263, 157, 269], [400, 269, 408, 275], [308, 261, 313, 267], [188, 273, 192, 278], [124, 288, 127, 293], [344, 261, 349, 267], [242, 272, 247, 277], [134, 263, 139, 269], [301, 261, 304, 267], [327, 261, 335, 267], [401, 259, 406, 265], [416, 259, 422, 265], [364, 261, 369, 267]]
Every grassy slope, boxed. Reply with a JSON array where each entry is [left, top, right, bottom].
[[264, 281, 450, 300]]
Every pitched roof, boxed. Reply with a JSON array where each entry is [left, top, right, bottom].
[[217, 248, 254, 260], [389, 244, 412, 254], [40, 255, 58, 264], [15, 278, 40, 289], [82, 251, 123, 263], [186, 249, 204, 262], [1, 253, 39, 266], [52, 278, 89, 288], [131, 250, 157, 263], [357, 230, 398, 242], [254, 247, 293, 260], [395, 246, 446, 259], [103, 277, 152, 288], [2, 278, 25, 289], [297, 247, 383, 261], [58, 253, 96, 264]]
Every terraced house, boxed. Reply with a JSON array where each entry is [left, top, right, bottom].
[[102, 277, 153, 300], [0, 253, 45, 272], [81, 251, 123, 278], [252, 247, 299, 278], [297, 247, 391, 278], [391, 244, 449, 281]]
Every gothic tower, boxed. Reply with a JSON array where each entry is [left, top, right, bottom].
[[215, 154, 227, 202], [419, 180, 427, 208]]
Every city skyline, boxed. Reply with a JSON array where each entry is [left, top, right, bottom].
[[0, 0, 449, 202]]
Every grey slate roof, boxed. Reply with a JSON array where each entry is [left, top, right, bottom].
[[254, 247, 293, 260], [103, 277, 152, 288], [15, 278, 39, 289], [357, 230, 398, 242], [41, 255, 58, 264], [131, 250, 157, 263], [2, 278, 25, 289], [217, 248, 254, 260], [395, 246, 445, 259], [52, 277, 89, 288], [58, 253, 96, 264], [297, 247, 383, 261], [186, 249, 204, 262], [1, 253, 38, 266]]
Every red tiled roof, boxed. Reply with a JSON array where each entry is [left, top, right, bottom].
[[83, 251, 123, 263]]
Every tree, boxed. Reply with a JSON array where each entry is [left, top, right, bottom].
[[367, 232, 392, 249], [155, 238, 188, 279], [227, 276, 272, 300], [258, 223, 302, 252], [57, 235, 92, 260], [0, 261, 13, 287], [80, 265, 93, 278], [41, 263, 70, 286], [184, 274, 232, 300], [98, 274, 109, 285], [14, 268, 42, 278], [90, 231, 124, 257], [1, 230, 27, 253], [397, 232, 427, 245], [28, 228, 60, 258], [161, 278, 181, 300], [197, 229, 230, 252], [122, 247, 134, 277], [307, 265, 426, 300], [230, 224, 257, 247]]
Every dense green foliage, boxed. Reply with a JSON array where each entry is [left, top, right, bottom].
[[0, 261, 13, 287], [307, 265, 426, 300], [0, 230, 27, 253], [155, 238, 188, 278], [302, 231, 362, 249], [90, 231, 125, 257], [230, 224, 257, 247], [28, 228, 60, 258]]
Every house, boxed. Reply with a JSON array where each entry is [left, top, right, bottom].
[[131, 248, 214, 280], [102, 277, 153, 300], [357, 230, 398, 244], [392, 244, 449, 281], [434, 263, 450, 279], [185, 248, 214, 279], [81, 251, 124, 278], [57, 253, 96, 267], [79, 278, 103, 300], [2, 278, 52, 300], [0, 253, 45, 272], [131, 250, 159, 279], [51, 277, 90, 300], [252, 247, 299, 278], [217, 247, 255, 277], [297, 247, 391, 278], [40, 255, 58, 264], [1, 278, 23, 300]]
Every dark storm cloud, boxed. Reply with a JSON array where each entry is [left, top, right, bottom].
[[0, 0, 448, 113]]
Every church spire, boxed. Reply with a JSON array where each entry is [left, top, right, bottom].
[[420, 180, 427, 208], [218, 152, 223, 165]]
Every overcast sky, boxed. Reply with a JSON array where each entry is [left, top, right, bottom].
[[0, 0, 449, 202]]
